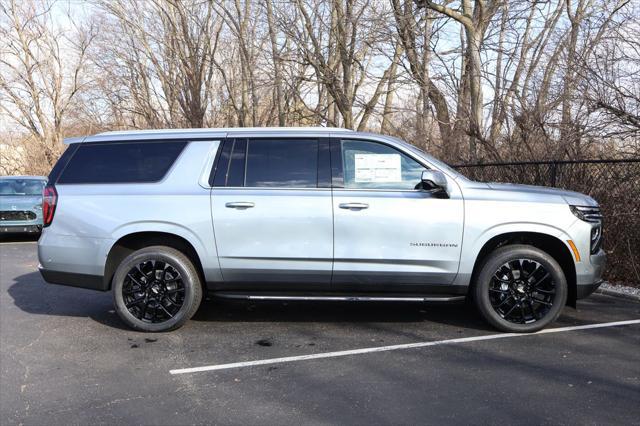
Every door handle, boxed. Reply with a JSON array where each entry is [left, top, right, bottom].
[[339, 202, 369, 210], [225, 202, 255, 209]]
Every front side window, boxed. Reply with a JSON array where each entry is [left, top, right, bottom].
[[245, 139, 318, 188], [340, 140, 426, 190]]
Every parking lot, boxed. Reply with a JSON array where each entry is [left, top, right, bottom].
[[1, 239, 639, 425]]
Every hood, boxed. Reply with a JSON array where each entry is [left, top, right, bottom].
[[0, 195, 43, 210], [485, 182, 598, 206]]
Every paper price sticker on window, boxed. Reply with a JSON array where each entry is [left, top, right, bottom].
[[354, 154, 401, 183]]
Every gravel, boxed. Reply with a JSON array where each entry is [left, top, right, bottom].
[[597, 282, 640, 301]]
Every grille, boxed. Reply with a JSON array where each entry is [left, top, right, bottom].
[[0, 210, 36, 221]]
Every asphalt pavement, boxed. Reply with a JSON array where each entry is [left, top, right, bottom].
[[1, 238, 639, 425]]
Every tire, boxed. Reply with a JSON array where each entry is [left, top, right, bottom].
[[473, 244, 567, 333], [112, 246, 202, 332]]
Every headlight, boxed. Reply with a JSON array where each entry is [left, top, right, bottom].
[[570, 205, 603, 254], [569, 205, 602, 223]]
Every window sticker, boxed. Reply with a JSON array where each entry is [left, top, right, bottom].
[[354, 153, 401, 182]]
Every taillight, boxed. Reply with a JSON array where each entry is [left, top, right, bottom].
[[42, 184, 58, 227]]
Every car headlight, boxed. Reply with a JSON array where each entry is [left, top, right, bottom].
[[570, 205, 603, 254], [569, 205, 602, 222]]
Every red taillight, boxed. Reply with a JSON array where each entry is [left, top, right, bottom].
[[42, 184, 57, 227]]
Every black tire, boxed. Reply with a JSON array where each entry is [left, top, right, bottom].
[[112, 246, 202, 332], [473, 244, 567, 333]]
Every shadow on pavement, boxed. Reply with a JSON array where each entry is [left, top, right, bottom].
[[8, 271, 495, 332], [7, 271, 129, 330], [193, 298, 493, 331]]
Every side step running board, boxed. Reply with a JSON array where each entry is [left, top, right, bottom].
[[213, 294, 466, 303]]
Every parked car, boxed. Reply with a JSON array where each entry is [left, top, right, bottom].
[[0, 176, 47, 234], [37, 128, 605, 332]]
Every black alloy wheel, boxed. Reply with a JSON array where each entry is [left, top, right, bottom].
[[113, 246, 202, 332], [122, 260, 186, 323], [474, 244, 567, 333], [489, 259, 556, 324]]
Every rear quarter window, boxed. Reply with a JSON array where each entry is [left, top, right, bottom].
[[57, 141, 187, 184]]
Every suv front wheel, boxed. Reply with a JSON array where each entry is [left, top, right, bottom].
[[112, 246, 203, 332], [473, 244, 568, 333]]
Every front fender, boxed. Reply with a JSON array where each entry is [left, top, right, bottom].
[[453, 222, 574, 287]]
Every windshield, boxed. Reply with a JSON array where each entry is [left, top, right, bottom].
[[0, 179, 46, 196]]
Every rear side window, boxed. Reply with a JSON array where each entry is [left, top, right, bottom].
[[57, 141, 187, 184], [245, 139, 318, 188]]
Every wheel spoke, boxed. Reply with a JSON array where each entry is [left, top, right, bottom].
[[531, 272, 550, 288], [158, 303, 174, 318], [126, 296, 146, 308], [519, 303, 527, 323], [495, 295, 513, 308], [531, 297, 553, 307], [527, 299, 539, 320], [493, 274, 511, 284], [525, 264, 541, 280], [502, 302, 519, 319], [127, 273, 144, 287]]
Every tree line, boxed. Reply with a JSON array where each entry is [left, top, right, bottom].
[[1, 0, 639, 175]]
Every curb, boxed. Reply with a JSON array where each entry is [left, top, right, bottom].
[[596, 287, 640, 302]]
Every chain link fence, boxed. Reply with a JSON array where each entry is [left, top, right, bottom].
[[452, 159, 640, 285]]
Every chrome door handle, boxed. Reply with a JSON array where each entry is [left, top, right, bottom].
[[339, 202, 369, 210], [225, 202, 255, 209]]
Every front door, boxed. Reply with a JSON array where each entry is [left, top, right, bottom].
[[331, 138, 464, 293], [211, 138, 333, 291]]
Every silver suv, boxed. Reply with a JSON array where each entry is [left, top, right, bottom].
[[38, 128, 605, 332]]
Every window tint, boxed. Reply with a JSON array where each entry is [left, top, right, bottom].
[[58, 141, 186, 184], [212, 139, 233, 186], [49, 143, 79, 183], [226, 139, 246, 187], [245, 139, 318, 188], [341, 140, 426, 190]]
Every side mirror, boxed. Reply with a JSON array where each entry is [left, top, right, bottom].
[[421, 170, 448, 191]]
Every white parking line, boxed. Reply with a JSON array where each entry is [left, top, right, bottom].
[[170, 319, 640, 375]]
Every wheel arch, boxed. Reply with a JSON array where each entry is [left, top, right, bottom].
[[469, 231, 577, 307], [103, 231, 206, 291]]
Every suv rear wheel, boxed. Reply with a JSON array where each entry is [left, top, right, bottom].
[[473, 244, 568, 333], [112, 246, 202, 332]]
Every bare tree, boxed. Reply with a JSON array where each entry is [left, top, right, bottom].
[[275, 0, 393, 129], [0, 0, 94, 168], [93, 0, 222, 128]]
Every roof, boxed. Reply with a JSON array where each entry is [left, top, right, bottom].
[[64, 127, 354, 144]]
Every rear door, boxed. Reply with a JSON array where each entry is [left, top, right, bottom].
[[330, 138, 464, 293], [210, 138, 333, 291]]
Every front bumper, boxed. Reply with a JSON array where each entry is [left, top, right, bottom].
[[575, 249, 606, 299], [576, 279, 604, 298]]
